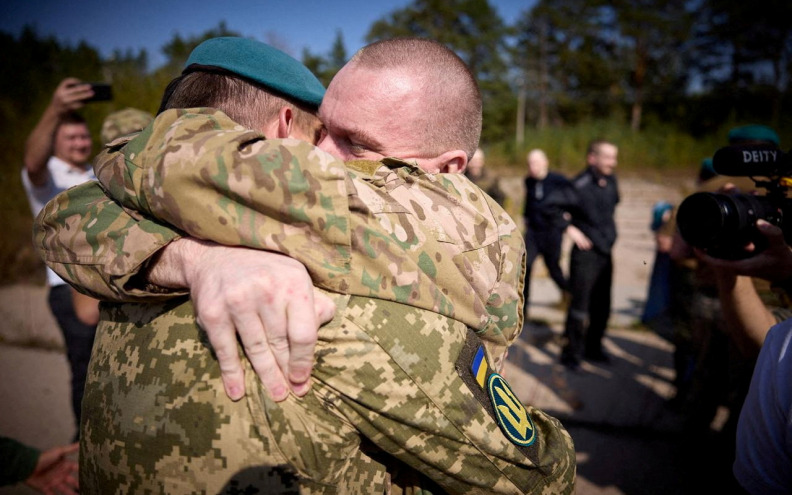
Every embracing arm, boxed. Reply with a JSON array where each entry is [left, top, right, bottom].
[[95, 109, 351, 290], [39, 108, 351, 402], [34, 181, 185, 302], [34, 179, 335, 401]]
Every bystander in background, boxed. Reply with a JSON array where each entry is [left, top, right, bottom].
[[640, 200, 675, 337], [0, 436, 78, 494], [464, 147, 505, 205], [522, 148, 577, 316], [671, 124, 788, 493], [20, 78, 102, 438], [100, 107, 154, 144], [560, 139, 620, 369]]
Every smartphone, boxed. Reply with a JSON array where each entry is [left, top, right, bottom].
[[84, 82, 113, 102]]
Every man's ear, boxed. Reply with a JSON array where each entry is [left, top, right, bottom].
[[435, 149, 469, 174], [276, 106, 294, 139]]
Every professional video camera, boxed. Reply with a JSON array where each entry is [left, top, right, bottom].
[[676, 144, 792, 259]]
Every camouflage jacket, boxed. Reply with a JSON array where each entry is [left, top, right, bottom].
[[35, 109, 575, 493], [37, 108, 524, 362]]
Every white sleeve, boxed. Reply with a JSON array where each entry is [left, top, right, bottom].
[[20, 166, 56, 217]]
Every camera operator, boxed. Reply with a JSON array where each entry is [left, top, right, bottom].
[[677, 124, 792, 494], [667, 124, 792, 493], [688, 125, 792, 354], [700, 219, 792, 495]]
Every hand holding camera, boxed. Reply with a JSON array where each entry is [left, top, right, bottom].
[[696, 219, 792, 283], [677, 144, 792, 261]]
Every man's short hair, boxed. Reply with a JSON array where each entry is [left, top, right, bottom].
[[587, 139, 616, 156], [160, 71, 321, 141], [59, 112, 88, 128], [350, 38, 482, 159]]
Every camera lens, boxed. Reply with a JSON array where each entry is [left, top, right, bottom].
[[677, 192, 775, 253]]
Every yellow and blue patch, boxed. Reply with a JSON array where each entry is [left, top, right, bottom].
[[466, 342, 536, 448], [487, 373, 536, 447], [471, 345, 489, 387]]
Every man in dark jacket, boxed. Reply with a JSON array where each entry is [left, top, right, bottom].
[[522, 149, 578, 315], [560, 139, 620, 369]]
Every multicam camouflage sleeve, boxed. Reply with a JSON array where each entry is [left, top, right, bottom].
[[36, 108, 525, 354], [34, 180, 187, 301], [33, 107, 351, 301], [94, 108, 353, 294]]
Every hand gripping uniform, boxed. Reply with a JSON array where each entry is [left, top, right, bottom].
[[35, 108, 575, 494]]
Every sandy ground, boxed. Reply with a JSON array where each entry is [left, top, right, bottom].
[[0, 175, 703, 494]]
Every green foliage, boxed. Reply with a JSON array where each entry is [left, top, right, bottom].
[[487, 118, 725, 179], [366, 0, 514, 143]]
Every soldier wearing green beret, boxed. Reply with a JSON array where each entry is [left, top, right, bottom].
[[36, 37, 575, 493], [727, 124, 780, 147]]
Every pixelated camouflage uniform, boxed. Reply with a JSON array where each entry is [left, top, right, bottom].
[[35, 109, 575, 494]]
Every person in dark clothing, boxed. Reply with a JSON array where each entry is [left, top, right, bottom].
[[522, 149, 578, 315], [560, 139, 620, 370]]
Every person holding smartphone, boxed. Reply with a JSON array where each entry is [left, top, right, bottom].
[[21, 78, 103, 438]]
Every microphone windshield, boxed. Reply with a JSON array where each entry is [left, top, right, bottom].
[[713, 145, 785, 177]]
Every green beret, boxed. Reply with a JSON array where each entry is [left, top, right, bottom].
[[727, 124, 780, 146], [185, 37, 325, 108]]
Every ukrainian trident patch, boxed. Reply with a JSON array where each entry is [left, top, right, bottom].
[[459, 330, 537, 450], [487, 372, 536, 446]]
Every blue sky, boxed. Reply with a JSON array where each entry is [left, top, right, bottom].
[[1, 0, 536, 69]]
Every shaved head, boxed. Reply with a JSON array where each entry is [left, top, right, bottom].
[[349, 38, 482, 160]]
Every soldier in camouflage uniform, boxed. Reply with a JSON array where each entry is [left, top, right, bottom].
[[35, 38, 575, 493]]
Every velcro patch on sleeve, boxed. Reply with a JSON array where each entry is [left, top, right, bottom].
[[487, 374, 536, 447], [456, 329, 538, 452]]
